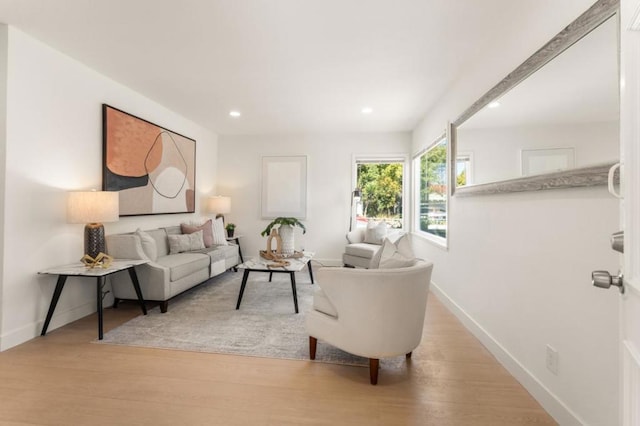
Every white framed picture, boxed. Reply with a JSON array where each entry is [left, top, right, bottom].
[[521, 148, 575, 176], [261, 156, 308, 219]]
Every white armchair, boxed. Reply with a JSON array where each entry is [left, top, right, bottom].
[[305, 260, 434, 384]]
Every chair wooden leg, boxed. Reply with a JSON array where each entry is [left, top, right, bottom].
[[369, 358, 379, 385], [309, 336, 317, 360], [406, 352, 412, 359]]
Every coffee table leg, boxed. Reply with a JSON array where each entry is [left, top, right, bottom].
[[307, 260, 315, 284], [236, 269, 250, 310], [269, 272, 273, 282], [290, 272, 299, 314]]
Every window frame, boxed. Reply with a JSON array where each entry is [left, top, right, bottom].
[[352, 154, 409, 230], [412, 131, 450, 249]]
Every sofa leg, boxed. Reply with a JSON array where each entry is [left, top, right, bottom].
[[369, 358, 379, 385], [160, 301, 168, 313], [309, 336, 317, 360], [406, 352, 412, 359], [113, 298, 120, 309]]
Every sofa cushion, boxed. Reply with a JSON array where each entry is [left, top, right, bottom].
[[181, 219, 214, 247], [156, 253, 210, 282], [313, 287, 338, 317], [363, 221, 387, 245], [168, 231, 205, 254], [344, 243, 379, 259], [136, 228, 158, 261], [212, 217, 228, 245], [378, 234, 416, 269], [147, 228, 169, 257]]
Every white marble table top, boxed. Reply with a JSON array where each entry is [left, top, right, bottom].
[[238, 252, 314, 272]]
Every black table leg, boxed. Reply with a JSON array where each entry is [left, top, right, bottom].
[[269, 272, 273, 282], [290, 272, 299, 314], [236, 238, 244, 263], [307, 260, 315, 284], [41, 275, 68, 336], [236, 269, 250, 309], [97, 276, 105, 340], [127, 267, 147, 315]]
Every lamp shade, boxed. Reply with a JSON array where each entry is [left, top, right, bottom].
[[207, 196, 231, 214], [67, 191, 119, 224]]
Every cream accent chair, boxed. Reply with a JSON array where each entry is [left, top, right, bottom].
[[306, 260, 433, 384]]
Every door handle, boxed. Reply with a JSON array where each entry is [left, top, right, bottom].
[[592, 271, 624, 294]]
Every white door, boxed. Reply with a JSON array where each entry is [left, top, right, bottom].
[[619, 1, 640, 424]]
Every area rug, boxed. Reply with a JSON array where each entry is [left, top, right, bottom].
[[99, 270, 396, 367]]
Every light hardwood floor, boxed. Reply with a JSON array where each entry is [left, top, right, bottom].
[[0, 291, 556, 426]]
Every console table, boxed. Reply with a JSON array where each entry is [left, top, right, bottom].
[[39, 259, 149, 340]]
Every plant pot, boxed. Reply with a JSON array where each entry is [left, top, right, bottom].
[[227, 229, 234, 238], [278, 224, 295, 255]]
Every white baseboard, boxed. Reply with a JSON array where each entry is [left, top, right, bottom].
[[429, 281, 584, 426], [0, 300, 97, 351]]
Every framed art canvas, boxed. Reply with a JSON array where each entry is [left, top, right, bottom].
[[261, 155, 307, 219], [521, 148, 575, 177], [102, 104, 196, 216]]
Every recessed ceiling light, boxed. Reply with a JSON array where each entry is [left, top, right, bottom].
[[361, 107, 373, 114], [487, 101, 501, 109], [229, 110, 241, 117]]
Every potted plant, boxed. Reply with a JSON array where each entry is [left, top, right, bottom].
[[261, 217, 306, 255], [225, 223, 236, 238]]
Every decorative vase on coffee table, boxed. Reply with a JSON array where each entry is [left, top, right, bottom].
[[278, 224, 295, 255]]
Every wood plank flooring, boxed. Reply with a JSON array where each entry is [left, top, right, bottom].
[[0, 292, 557, 425]]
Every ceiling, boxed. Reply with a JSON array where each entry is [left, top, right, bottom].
[[0, 0, 593, 135]]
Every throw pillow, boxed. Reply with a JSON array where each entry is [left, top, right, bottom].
[[212, 217, 228, 245], [363, 221, 387, 245], [378, 234, 416, 269], [135, 228, 158, 261], [168, 230, 205, 254], [181, 219, 214, 247]]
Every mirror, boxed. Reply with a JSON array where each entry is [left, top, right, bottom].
[[451, 0, 619, 196]]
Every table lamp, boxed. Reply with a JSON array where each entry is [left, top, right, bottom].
[[67, 190, 119, 258], [207, 195, 231, 224]]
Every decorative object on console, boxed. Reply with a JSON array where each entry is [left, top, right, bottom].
[[67, 190, 119, 259], [349, 187, 361, 232], [207, 195, 231, 223], [80, 252, 114, 269], [225, 223, 236, 238], [102, 104, 196, 215], [261, 217, 306, 256]]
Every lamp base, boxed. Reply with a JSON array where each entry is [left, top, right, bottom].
[[84, 223, 105, 259]]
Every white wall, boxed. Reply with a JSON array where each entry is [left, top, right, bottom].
[[217, 133, 410, 263], [0, 28, 218, 350], [412, 2, 620, 425], [458, 121, 619, 184]]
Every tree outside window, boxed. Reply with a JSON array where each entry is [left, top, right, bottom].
[[355, 161, 404, 229], [418, 138, 447, 240]]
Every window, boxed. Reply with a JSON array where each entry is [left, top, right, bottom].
[[414, 134, 448, 245], [353, 157, 406, 229]]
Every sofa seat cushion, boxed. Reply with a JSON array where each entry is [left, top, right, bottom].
[[156, 253, 210, 282], [313, 287, 338, 318], [344, 243, 379, 259]]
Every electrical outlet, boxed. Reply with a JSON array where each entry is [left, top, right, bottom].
[[546, 344, 558, 375]]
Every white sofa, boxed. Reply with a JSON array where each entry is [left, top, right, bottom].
[[106, 226, 239, 313], [306, 259, 433, 384]]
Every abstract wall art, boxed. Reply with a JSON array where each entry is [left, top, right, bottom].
[[102, 104, 196, 216], [261, 155, 307, 219]]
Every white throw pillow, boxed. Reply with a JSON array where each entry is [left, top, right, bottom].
[[212, 217, 229, 245], [363, 221, 387, 245], [168, 230, 205, 254], [378, 234, 416, 269], [135, 228, 158, 261]]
